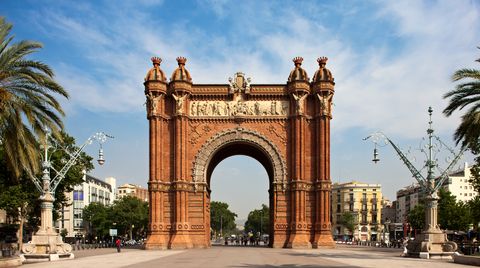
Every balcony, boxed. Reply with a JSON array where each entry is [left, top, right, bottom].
[[361, 198, 368, 203], [371, 198, 378, 203], [347, 198, 355, 203]]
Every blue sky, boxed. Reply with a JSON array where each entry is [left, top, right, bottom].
[[2, 0, 480, 221]]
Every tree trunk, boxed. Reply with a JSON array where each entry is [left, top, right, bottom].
[[17, 204, 26, 252]]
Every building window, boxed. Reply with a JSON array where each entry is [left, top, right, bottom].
[[337, 204, 341, 213], [73, 190, 84, 201]]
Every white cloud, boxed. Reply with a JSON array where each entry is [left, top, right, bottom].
[[32, 0, 480, 141]]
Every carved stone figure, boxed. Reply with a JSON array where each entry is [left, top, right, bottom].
[[317, 92, 333, 116], [189, 100, 289, 117], [172, 93, 187, 114], [292, 93, 308, 114], [146, 92, 161, 114]]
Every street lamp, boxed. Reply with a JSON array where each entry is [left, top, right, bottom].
[[21, 129, 113, 259], [364, 107, 463, 258]]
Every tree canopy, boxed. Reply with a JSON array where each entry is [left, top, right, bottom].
[[408, 189, 473, 232], [339, 211, 356, 235], [0, 17, 68, 178], [210, 201, 237, 236], [443, 47, 480, 194], [244, 204, 269, 235], [83, 196, 149, 241]]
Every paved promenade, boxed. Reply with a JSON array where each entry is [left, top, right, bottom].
[[24, 245, 473, 268]]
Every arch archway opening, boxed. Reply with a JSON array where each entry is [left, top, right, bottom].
[[207, 142, 273, 247]]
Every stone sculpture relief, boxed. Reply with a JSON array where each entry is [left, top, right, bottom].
[[190, 100, 289, 117], [172, 93, 187, 114], [317, 92, 333, 116], [292, 92, 308, 114], [145, 92, 162, 114]]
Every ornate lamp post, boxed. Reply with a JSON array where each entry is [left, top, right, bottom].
[[21, 129, 113, 261], [364, 107, 465, 259]]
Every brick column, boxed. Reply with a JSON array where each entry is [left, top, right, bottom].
[[168, 81, 193, 249], [144, 79, 169, 249], [312, 81, 335, 248], [286, 81, 311, 248]]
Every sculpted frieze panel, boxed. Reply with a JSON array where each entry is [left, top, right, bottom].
[[190, 100, 289, 117]]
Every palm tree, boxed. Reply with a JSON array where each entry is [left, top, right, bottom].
[[0, 17, 68, 178], [443, 47, 480, 149]]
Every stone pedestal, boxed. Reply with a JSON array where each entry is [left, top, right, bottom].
[[20, 233, 74, 263], [406, 228, 457, 259], [20, 192, 74, 262]]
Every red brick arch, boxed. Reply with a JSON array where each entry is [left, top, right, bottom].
[[143, 57, 335, 249]]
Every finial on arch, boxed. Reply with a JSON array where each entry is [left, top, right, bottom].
[[151, 56, 162, 65], [317, 56, 328, 65], [293, 57, 304, 66], [176, 56, 187, 65]]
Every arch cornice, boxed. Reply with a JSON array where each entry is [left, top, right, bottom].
[[192, 127, 287, 192]]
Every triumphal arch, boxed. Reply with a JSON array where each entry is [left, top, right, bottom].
[[143, 56, 335, 249]]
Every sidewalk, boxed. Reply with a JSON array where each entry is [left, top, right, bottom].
[[24, 249, 183, 268], [23, 245, 474, 268]]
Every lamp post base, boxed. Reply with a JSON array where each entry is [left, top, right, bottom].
[[20, 233, 74, 263], [405, 230, 457, 259]]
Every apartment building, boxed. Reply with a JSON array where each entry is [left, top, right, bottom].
[[55, 173, 116, 238], [332, 181, 383, 241], [117, 183, 148, 202]]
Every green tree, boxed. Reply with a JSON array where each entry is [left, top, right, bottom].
[[438, 189, 471, 231], [467, 196, 480, 229], [0, 158, 39, 249], [408, 203, 425, 231], [111, 196, 148, 240], [443, 47, 480, 193], [210, 201, 237, 237], [83, 202, 111, 241], [339, 211, 356, 235], [0, 17, 68, 178], [408, 190, 472, 232], [244, 204, 269, 235]]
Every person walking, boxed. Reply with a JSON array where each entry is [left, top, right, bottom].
[[115, 238, 121, 253]]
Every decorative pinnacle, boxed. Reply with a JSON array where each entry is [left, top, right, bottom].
[[317, 56, 328, 66], [151, 57, 162, 65], [293, 57, 303, 66], [176, 56, 187, 65]]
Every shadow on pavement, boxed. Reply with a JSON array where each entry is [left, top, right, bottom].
[[230, 264, 360, 268]]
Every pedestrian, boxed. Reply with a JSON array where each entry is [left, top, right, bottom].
[[115, 237, 121, 253]]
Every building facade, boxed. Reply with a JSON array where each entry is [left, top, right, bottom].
[[395, 184, 421, 224], [441, 163, 478, 202], [332, 181, 383, 241], [117, 183, 149, 202], [55, 174, 116, 238]]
